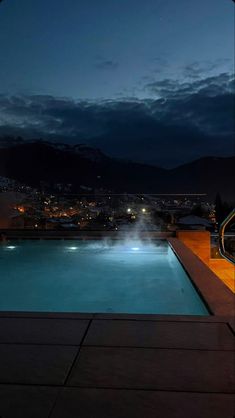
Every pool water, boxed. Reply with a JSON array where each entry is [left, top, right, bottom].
[[0, 240, 209, 315]]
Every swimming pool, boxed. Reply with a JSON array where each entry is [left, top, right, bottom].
[[0, 240, 209, 315]]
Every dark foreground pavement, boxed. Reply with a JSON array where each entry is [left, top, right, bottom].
[[0, 312, 234, 418]]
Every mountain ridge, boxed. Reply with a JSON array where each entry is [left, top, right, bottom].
[[0, 138, 234, 202]]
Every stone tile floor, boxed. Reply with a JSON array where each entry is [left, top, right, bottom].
[[0, 313, 234, 418]]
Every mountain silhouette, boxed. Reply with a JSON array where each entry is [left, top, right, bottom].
[[0, 139, 234, 202]]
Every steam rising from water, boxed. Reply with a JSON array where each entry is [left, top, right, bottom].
[[70, 216, 161, 253]]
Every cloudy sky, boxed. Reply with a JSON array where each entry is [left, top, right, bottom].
[[0, 0, 234, 167]]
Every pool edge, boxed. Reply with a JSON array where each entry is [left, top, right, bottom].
[[168, 238, 235, 318]]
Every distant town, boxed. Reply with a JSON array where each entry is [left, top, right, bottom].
[[0, 175, 217, 232]]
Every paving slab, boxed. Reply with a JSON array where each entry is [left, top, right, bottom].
[[0, 385, 58, 418], [84, 320, 235, 350], [50, 388, 235, 418], [68, 347, 235, 393], [0, 344, 78, 385], [0, 318, 89, 345]]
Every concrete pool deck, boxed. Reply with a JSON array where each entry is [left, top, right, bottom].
[[0, 312, 234, 418], [168, 238, 235, 317], [176, 231, 235, 293], [0, 237, 234, 417]]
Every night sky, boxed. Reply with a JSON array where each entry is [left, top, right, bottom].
[[0, 0, 234, 167]]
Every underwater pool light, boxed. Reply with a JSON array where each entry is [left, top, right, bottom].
[[6, 246, 16, 250]]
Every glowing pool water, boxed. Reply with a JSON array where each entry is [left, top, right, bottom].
[[0, 240, 209, 315]]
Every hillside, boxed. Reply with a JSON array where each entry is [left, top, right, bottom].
[[0, 139, 234, 202]]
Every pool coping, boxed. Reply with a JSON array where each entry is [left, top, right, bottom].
[[168, 238, 235, 318]]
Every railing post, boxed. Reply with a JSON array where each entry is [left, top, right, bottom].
[[219, 208, 235, 264]]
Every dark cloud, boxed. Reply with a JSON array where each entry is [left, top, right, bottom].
[[95, 59, 119, 70], [146, 73, 233, 98], [183, 63, 202, 80], [0, 73, 234, 167], [145, 73, 234, 138], [182, 59, 232, 80]]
